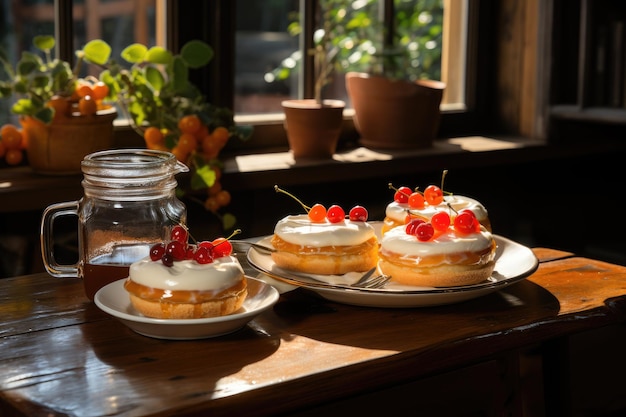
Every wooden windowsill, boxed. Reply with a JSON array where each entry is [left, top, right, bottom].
[[219, 135, 621, 191], [1, 135, 623, 213]]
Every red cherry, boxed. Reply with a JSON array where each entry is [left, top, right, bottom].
[[349, 205, 368, 222], [193, 246, 214, 264], [170, 225, 188, 244], [212, 237, 232, 257], [185, 245, 196, 260], [394, 186, 412, 204], [424, 185, 444, 205], [327, 204, 345, 223], [416, 222, 435, 241], [459, 208, 476, 218], [405, 218, 425, 235], [408, 192, 425, 209], [431, 211, 451, 231], [454, 211, 477, 234], [149, 243, 165, 261], [161, 253, 174, 267], [308, 203, 327, 222], [198, 240, 214, 249], [165, 240, 186, 261]]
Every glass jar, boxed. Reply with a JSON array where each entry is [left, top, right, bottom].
[[41, 149, 188, 300]]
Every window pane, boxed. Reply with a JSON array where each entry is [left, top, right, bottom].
[[0, 0, 56, 125], [0, 0, 157, 126], [234, 0, 300, 115], [73, 0, 157, 78], [234, 0, 464, 119]]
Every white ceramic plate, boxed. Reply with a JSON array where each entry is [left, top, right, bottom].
[[247, 234, 538, 308], [94, 276, 279, 340]]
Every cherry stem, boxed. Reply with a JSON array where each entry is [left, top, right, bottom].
[[274, 185, 312, 212], [213, 229, 242, 247], [440, 169, 448, 193], [388, 182, 417, 197]]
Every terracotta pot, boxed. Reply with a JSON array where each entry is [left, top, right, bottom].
[[282, 99, 345, 159], [346, 72, 445, 149], [20, 107, 117, 175]]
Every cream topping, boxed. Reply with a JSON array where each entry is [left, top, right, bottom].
[[129, 255, 244, 291], [274, 214, 375, 246], [385, 195, 489, 223], [380, 224, 494, 257]]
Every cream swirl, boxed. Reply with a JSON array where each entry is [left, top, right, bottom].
[[386, 195, 489, 224], [129, 255, 244, 292], [274, 214, 375, 246], [380, 224, 494, 259]]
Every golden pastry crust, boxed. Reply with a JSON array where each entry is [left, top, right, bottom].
[[378, 258, 495, 287], [378, 239, 497, 287], [270, 235, 379, 275], [125, 278, 247, 319]]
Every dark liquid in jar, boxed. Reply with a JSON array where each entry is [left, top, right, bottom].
[[82, 244, 150, 300]]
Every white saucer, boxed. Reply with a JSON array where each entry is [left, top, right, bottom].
[[94, 276, 279, 340]]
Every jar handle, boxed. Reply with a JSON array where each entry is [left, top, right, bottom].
[[40, 201, 79, 277]]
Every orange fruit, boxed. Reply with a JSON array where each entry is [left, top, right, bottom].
[[5, 148, 23, 165], [215, 190, 231, 207], [78, 96, 97, 116], [171, 146, 189, 163], [178, 115, 201, 134], [212, 126, 230, 145], [0, 141, 6, 158], [177, 133, 198, 153], [0, 124, 23, 150], [201, 135, 223, 158], [204, 196, 220, 212], [143, 127, 165, 147], [91, 81, 109, 101], [76, 83, 94, 99]]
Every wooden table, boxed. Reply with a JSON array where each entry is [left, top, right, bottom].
[[1, 247, 626, 417]]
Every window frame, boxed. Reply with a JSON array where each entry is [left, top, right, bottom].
[[50, 0, 496, 149]]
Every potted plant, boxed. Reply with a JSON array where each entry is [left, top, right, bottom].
[[278, 0, 347, 159], [343, 1, 446, 149], [0, 35, 117, 173], [0, 35, 251, 230]]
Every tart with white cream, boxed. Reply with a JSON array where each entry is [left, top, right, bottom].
[[124, 226, 247, 319], [270, 186, 378, 275], [378, 209, 497, 287]]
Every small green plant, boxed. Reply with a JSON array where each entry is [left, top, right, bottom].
[[0, 35, 251, 231], [266, 0, 443, 96], [0, 35, 77, 123]]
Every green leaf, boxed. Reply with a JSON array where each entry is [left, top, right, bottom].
[[0, 83, 12, 98], [121, 43, 148, 64], [144, 65, 164, 91], [171, 57, 188, 92], [83, 40, 111, 66], [32, 74, 50, 89], [16, 52, 41, 76], [33, 35, 55, 52], [11, 98, 35, 115], [192, 164, 216, 189], [222, 213, 237, 231], [180, 40, 213, 69], [146, 46, 172, 65], [33, 107, 54, 124]]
